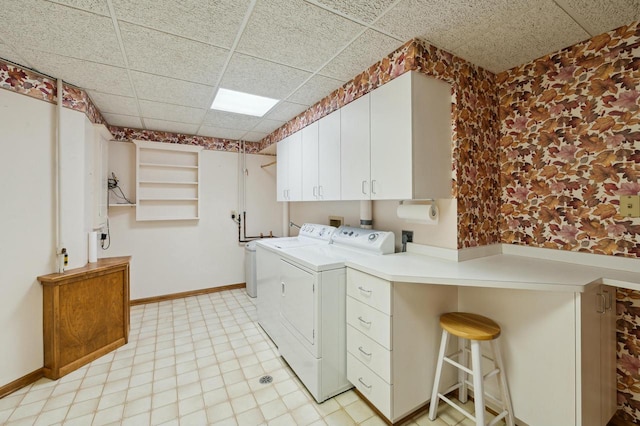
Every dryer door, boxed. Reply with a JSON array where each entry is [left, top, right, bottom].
[[280, 259, 316, 349]]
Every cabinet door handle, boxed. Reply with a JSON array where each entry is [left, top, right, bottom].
[[358, 286, 372, 296], [358, 346, 372, 357], [281, 282, 285, 295], [371, 179, 377, 195], [358, 316, 371, 326], [361, 180, 368, 195], [358, 377, 372, 389], [318, 186, 323, 198], [597, 293, 606, 314], [604, 289, 612, 310]]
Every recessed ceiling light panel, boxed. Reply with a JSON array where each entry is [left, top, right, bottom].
[[210, 88, 279, 117]]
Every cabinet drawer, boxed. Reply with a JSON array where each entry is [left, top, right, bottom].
[[347, 325, 391, 383], [347, 297, 391, 350], [347, 353, 392, 420], [347, 269, 391, 315]]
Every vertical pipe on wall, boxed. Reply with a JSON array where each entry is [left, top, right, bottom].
[[55, 79, 65, 272], [360, 200, 373, 229]]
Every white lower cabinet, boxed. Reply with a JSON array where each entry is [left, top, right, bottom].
[[346, 269, 458, 423]]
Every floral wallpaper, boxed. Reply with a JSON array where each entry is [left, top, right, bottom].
[[259, 39, 502, 249], [498, 21, 640, 422]]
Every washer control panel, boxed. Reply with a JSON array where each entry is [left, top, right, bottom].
[[298, 223, 336, 241], [331, 226, 395, 254]]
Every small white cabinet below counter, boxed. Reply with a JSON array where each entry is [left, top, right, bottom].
[[345, 268, 457, 422]]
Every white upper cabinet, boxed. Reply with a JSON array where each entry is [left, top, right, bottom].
[[301, 121, 319, 201], [370, 71, 452, 200], [340, 93, 371, 200], [277, 133, 302, 202], [89, 123, 111, 229], [317, 110, 341, 201]]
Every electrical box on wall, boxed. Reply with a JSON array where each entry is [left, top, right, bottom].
[[620, 195, 640, 218], [329, 216, 344, 227]]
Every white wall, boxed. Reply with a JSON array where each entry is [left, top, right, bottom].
[[0, 90, 54, 385], [104, 143, 281, 300]]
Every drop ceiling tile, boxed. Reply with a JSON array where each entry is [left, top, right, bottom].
[[0, 0, 124, 67], [252, 119, 286, 134], [47, 0, 110, 16], [111, 0, 251, 48], [203, 110, 262, 131], [119, 22, 229, 86], [221, 53, 311, 100], [287, 75, 345, 106], [87, 91, 139, 116], [0, 41, 30, 67], [320, 29, 402, 81], [138, 100, 207, 124], [19, 49, 133, 96], [144, 118, 199, 135], [263, 101, 310, 122], [130, 71, 214, 109], [198, 126, 247, 140], [243, 131, 269, 142], [309, 0, 397, 23], [236, 0, 365, 71], [102, 113, 143, 128], [554, 0, 640, 36]]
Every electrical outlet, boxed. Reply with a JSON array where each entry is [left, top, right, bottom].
[[402, 230, 414, 244], [620, 195, 640, 217], [230, 210, 237, 219]]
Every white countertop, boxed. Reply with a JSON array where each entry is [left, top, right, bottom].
[[345, 251, 640, 293]]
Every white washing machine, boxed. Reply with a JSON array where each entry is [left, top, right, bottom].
[[255, 224, 336, 346], [276, 226, 395, 402]]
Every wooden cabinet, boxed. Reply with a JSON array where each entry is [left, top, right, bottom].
[[340, 94, 371, 200], [370, 71, 452, 200], [38, 256, 131, 380], [346, 269, 457, 422], [134, 140, 202, 220], [276, 133, 302, 201]]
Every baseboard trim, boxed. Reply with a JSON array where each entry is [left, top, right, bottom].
[[130, 283, 246, 306], [0, 368, 44, 399]]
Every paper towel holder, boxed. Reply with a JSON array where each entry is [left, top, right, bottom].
[[399, 199, 438, 220]]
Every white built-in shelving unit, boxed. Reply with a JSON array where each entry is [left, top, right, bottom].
[[133, 140, 203, 221]]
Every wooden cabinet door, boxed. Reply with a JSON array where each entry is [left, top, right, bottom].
[[301, 122, 319, 201], [318, 110, 341, 200], [340, 94, 370, 200]]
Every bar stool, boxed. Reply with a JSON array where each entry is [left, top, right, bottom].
[[428, 312, 515, 426]]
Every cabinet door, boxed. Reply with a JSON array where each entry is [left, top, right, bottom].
[[340, 94, 370, 200], [276, 136, 289, 201], [370, 73, 412, 200], [301, 122, 319, 201], [318, 110, 341, 200], [287, 132, 302, 201]]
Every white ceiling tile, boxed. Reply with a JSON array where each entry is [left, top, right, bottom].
[[0, 42, 31, 68], [20, 49, 134, 96], [236, 0, 365, 71], [112, 0, 251, 48], [102, 113, 143, 128], [555, 0, 640, 36], [252, 119, 286, 134], [264, 101, 310, 122], [198, 126, 247, 140], [119, 22, 229, 86], [138, 100, 206, 124], [221, 53, 312, 100], [144, 118, 199, 135], [243, 131, 268, 142], [0, 0, 124, 66], [130, 71, 213, 108], [47, 0, 110, 16], [87, 91, 138, 115], [309, 0, 397, 23], [287, 75, 345, 106], [203, 110, 262, 131], [320, 29, 402, 81]]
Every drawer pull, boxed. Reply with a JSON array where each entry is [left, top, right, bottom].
[[358, 377, 372, 389], [358, 316, 371, 326], [358, 346, 372, 357], [358, 286, 372, 295]]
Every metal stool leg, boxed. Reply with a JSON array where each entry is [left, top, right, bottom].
[[470, 340, 486, 426], [459, 337, 468, 403], [429, 330, 450, 420], [491, 339, 515, 426]]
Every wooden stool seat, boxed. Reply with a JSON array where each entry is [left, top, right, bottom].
[[440, 312, 501, 341]]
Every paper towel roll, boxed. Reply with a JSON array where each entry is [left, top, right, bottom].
[[396, 203, 439, 225], [88, 231, 98, 263]]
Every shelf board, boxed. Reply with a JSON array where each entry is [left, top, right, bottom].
[[139, 162, 198, 169], [138, 198, 198, 201], [109, 203, 136, 207], [138, 180, 198, 185], [136, 216, 200, 221]]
